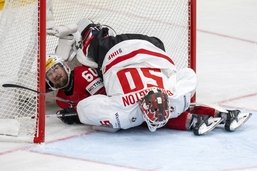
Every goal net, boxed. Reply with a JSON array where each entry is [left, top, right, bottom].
[[0, 0, 45, 143], [0, 0, 196, 143], [47, 0, 196, 70]]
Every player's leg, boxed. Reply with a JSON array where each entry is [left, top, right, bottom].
[[165, 112, 190, 131]]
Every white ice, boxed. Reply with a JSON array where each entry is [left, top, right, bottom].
[[1, 0, 257, 171]]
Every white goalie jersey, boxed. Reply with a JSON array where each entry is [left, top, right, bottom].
[[77, 40, 197, 130]]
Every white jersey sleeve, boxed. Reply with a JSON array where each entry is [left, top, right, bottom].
[[77, 95, 144, 129]]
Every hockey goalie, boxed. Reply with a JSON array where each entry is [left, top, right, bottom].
[[46, 14, 252, 136]]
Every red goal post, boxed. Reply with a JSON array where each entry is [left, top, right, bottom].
[[0, 0, 196, 143], [0, 0, 45, 143]]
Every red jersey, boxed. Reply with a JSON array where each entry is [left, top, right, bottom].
[[56, 65, 106, 110]]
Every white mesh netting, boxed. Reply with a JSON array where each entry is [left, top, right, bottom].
[[0, 0, 39, 142], [47, 0, 193, 70]]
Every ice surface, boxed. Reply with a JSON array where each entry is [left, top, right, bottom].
[[31, 115, 257, 171]]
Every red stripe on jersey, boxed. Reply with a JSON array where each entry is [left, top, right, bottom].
[[104, 49, 174, 74]]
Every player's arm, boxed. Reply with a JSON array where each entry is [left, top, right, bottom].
[[55, 66, 106, 125], [53, 89, 81, 124]]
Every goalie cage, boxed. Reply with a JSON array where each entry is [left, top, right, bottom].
[[0, 0, 196, 143]]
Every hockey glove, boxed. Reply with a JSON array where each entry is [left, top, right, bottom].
[[56, 108, 81, 125]]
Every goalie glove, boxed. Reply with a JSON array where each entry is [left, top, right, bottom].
[[56, 108, 81, 125], [55, 36, 77, 62], [47, 23, 78, 62], [53, 19, 98, 68], [47, 23, 78, 37], [52, 18, 115, 68]]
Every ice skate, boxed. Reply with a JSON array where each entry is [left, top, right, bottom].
[[222, 110, 252, 132], [190, 115, 223, 135]]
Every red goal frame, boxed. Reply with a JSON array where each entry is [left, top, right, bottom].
[[36, 0, 196, 143]]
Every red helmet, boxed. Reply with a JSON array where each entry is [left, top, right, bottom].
[[81, 23, 101, 57], [139, 88, 170, 132]]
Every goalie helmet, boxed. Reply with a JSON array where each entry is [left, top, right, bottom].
[[78, 18, 115, 58], [45, 54, 71, 90], [81, 23, 100, 58], [139, 88, 170, 132]]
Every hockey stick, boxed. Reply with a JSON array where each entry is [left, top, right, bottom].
[[3, 83, 40, 93], [2, 83, 77, 105]]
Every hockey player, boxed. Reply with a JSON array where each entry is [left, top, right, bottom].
[[45, 54, 106, 124], [49, 19, 251, 135]]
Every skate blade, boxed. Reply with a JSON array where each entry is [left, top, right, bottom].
[[229, 113, 252, 131], [198, 117, 223, 135]]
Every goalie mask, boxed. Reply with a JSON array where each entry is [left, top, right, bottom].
[[45, 54, 71, 90], [139, 88, 170, 132]]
